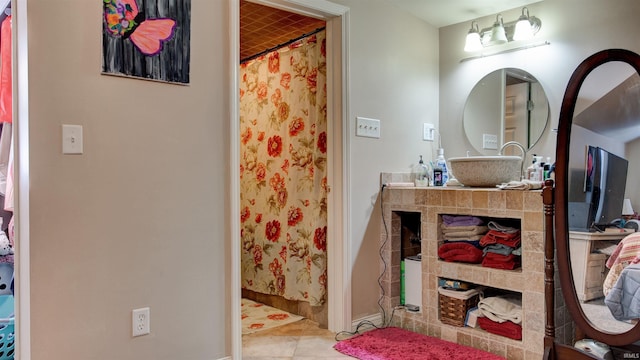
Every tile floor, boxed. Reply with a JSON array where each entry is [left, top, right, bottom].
[[242, 318, 356, 359]]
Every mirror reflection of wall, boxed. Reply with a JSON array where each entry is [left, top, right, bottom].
[[463, 68, 549, 156]]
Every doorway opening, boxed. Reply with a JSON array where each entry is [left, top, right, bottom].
[[231, 0, 350, 357]]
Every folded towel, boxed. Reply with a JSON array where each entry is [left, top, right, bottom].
[[497, 180, 543, 190], [444, 240, 482, 249], [441, 215, 484, 227], [438, 242, 483, 264], [482, 243, 515, 256], [482, 253, 520, 270], [477, 295, 522, 324], [480, 230, 521, 248], [443, 234, 484, 242], [441, 226, 489, 237], [477, 317, 522, 340], [487, 221, 519, 234]]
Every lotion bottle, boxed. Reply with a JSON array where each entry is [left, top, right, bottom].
[[435, 148, 449, 185]]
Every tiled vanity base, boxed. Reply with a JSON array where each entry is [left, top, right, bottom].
[[379, 175, 572, 360]]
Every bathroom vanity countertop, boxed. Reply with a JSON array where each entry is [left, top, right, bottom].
[[385, 185, 542, 192]]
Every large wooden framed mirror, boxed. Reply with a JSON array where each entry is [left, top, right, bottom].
[[550, 48, 640, 358]]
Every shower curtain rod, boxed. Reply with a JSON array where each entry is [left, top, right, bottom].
[[240, 26, 326, 64]]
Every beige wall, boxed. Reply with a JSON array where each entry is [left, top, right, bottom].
[[330, 0, 440, 320], [26, 1, 229, 358]]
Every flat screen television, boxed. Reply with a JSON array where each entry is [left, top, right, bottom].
[[568, 145, 628, 231]]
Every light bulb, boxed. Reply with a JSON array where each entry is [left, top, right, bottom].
[[464, 32, 482, 52]]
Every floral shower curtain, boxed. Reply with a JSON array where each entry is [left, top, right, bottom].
[[239, 30, 327, 306]]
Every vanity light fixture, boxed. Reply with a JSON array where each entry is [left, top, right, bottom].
[[463, 21, 482, 52], [464, 6, 543, 52], [487, 14, 508, 46], [513, 7, 536, 41]]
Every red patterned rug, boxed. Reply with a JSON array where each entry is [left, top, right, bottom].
[[334, 327, 506, 360]]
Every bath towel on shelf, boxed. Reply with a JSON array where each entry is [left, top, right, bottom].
[[443, 234, 484, 242], [482, 243, 516, 256], [444, 240, 482, 249], [482, 253, 520, 270], [480, 230, 521, 248], [438, 242, 483, 264], [477, 295, 522, 324], [441, 215, 484, 227], [487, 221, 519, 234], [441, 225, 488, 235], [477, 316, 522, 340]]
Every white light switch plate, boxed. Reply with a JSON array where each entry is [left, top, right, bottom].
[[62, 124, 83, 154], [356, 117, 381, 138], [482, 133, 498, 150], [423, 123, 435, 141]]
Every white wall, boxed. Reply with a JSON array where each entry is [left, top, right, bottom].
[[330, 0, 440, 320], [26, 1, 229, 358], [439, 0, 640, 164]]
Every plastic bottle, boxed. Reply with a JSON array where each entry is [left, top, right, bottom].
[[435, 148, 449, 186], [527, 154, 538, 181], [413, 155, 429, 187], [544, 157, 552, 180]]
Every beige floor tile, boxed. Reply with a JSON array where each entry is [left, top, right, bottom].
[[242, 318, 355, 359]]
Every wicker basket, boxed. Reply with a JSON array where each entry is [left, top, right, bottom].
[[438, 287, 480, 327]]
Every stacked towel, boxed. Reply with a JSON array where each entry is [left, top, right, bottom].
[[438, 216, 488, 262], [487, 221, 519, 234], [480, 230, 521, 248], [437, 242, 484, 264], [437, 217, 522, 269], [482, 253, 520, 270], [442, 215, 484, 227], [480, 228, 521, 270], [477, 295, 522, 324], [442, 225, 488, 242], [477, 316, 522, 340]]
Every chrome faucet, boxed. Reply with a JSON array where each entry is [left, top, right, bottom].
[[499, 141, 526, 180]]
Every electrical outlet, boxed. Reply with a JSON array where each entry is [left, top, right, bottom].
[[132, 307, 150, 337], [423, 123, 435, 141]]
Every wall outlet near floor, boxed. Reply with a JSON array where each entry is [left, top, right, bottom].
[[132, 307, 150, 337]]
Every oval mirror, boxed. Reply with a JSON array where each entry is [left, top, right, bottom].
[[463, 68, 550, 155], [556, 49, 640, 345]]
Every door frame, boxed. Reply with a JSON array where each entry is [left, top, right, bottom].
[[15, 0, 31, 358], [229, 0, 351, 357]]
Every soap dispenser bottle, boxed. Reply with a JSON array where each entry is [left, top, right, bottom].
[[435, 148, 449, 186], [413, 155, 429, 187]]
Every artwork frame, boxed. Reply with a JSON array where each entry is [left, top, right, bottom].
[[102, 0, 191, 84]]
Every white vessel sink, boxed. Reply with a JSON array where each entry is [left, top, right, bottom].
[[448, 156, 522, 187]]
